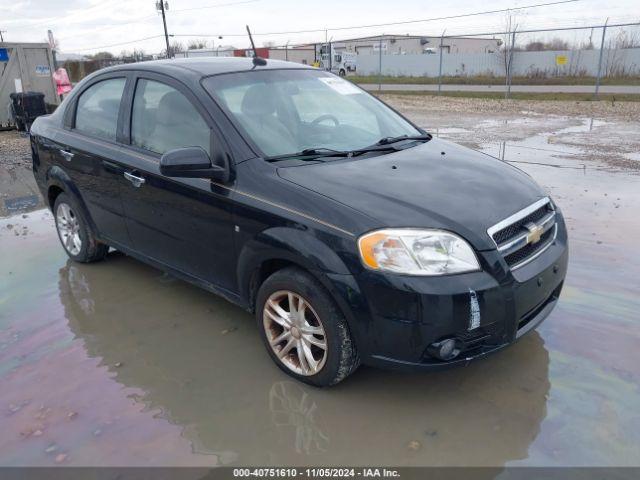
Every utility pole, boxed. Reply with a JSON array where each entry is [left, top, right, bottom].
[[594, 18, 609, 99], [378, 37, 382, 91], [505, 29, 516, 99], [437, 29, 446, 95], [324, 29, 329, 71], [157, 1, 171, 58]]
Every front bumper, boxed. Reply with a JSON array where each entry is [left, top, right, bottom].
[[330, 218, 568, 371]]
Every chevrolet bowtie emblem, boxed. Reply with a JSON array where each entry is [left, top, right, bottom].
[[525, 222, 544, 244]]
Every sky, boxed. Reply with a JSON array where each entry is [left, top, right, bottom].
[[1, 0, 639, 55]]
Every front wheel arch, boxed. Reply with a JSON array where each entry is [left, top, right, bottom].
[[236, 227, 353, 310]]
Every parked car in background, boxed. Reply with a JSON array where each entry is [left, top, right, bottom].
[[30, 57, 568, 386]]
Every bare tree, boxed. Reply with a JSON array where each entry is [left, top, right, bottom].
[[546, 38, 570, 50], [187, 39, 208, 50], [162, 41, 185, 58], [88, 51, 114, 60], [525, 41, 545, 51], [604, 29, 640, 77], [494, 11, 520, 80], [612, 29, 640, 49], [525, 38, 570, 51], [132, 48, 146, 61]]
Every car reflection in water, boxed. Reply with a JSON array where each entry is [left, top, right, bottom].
[[59, 253, 550, 467]]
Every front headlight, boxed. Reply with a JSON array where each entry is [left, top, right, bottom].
[[358, 229, 480, 275]]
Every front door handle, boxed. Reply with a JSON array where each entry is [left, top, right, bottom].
[[59, 149, 74, 161], [124, 171, 146, 188]]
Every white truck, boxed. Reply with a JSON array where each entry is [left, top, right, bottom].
[[318, 46, 357, 76]]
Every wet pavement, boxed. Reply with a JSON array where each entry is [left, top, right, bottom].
[[1, 104, 639, 467]]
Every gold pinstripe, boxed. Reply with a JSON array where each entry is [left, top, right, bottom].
[[59, 129, 356, 237]]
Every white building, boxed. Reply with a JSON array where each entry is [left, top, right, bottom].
[[331, 34, 502, 55]]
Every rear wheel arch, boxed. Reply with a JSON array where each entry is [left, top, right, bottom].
[[45, 167, 98, 233], [52, 192, 109, 263], [48, 184, 65, 209]]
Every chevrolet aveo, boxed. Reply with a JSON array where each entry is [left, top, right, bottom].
[[30, 58, 568, 386]]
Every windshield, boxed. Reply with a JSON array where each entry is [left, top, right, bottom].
[[203, 69, 421, 158]]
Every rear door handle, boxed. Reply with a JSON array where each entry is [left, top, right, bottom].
[[59, 149, 74, 161], [124, 171, 146, 188]]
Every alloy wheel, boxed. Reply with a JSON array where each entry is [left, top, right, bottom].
[[56, 203, 82, 256], [263, 290, 328, 376]]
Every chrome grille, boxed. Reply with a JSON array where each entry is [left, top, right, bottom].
[[488, 198, 557, 270]]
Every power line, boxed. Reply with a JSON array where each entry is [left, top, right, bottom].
[[4, 0, 258, 33], [165, 20, 640, 50], [173, 0, 584, 37], [169, 0, 258, 13], [56, 0, 259, 42], [75, 35, 165, 52], [3, 0, 130, 30], [72, 19, 639, 54], [72, 0, 635, 54]]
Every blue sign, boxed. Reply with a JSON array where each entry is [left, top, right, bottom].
[[35, 65, 51, 75], [0, 48, 9, 62]]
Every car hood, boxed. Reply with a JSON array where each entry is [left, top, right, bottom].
[[277, 138, 547, 250]]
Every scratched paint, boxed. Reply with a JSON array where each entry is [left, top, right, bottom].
[[1, 109, 639, 466], [468, 289, 481, 331]]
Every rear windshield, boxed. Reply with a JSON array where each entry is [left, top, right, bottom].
[[203, 69, 420, 157]]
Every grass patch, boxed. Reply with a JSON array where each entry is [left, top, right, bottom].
[[371, 90, 640, 102], [350, 75, 640, 86]]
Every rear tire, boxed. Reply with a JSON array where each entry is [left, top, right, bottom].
[[53, 192, 109, 263], [256, 267, 359, 387]]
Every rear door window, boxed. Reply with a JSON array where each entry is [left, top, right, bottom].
[[74, 78, 126, 141], [130, 79, 210, 156]]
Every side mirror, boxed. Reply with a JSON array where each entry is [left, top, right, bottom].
[[160, 147, 228, 181]]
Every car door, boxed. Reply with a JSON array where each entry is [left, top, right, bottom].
[[53, 72, 132, 247], [117, 72, 237, 291]]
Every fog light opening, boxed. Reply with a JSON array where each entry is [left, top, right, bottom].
[[427, 338, 462, 361]]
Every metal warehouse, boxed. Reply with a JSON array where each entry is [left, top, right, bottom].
[[331, 34, 503, 55]]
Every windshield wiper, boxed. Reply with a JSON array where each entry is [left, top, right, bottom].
[[375, 134, 432, 146], [266, 140, 422, 162], [265, 147, 351, 162]]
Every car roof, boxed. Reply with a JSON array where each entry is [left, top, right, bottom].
[[103, 57, 316, 80]]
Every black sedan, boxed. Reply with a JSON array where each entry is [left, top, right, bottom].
[[30, 57, 568, 386]]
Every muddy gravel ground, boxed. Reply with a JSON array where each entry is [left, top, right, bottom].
[[1, 99, 639, 467], [0, 130, 30, 169], [382, 95, 640, 170]]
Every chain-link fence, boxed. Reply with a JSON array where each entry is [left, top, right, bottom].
[[62, 21, 640, 99], [349, 22, 640, 98]]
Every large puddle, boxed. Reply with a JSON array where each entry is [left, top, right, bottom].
[[1, 113, 639, 466]]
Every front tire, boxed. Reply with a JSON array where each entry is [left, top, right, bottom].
[[256, 267, 359, 387], [53, 193, 109, 263]]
